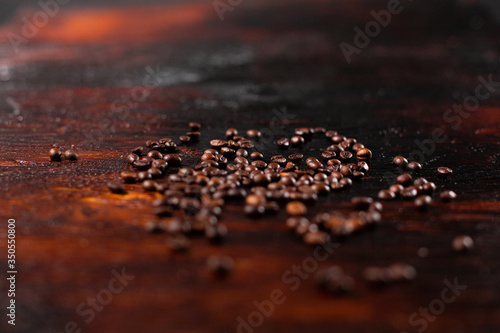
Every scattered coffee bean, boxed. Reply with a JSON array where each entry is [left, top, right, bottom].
[[437, 166, 453, 177], [64, 150, 79, 161], [393, 156, 408, 167], [189, 122, 201, 131], [356, 148, 372, 160], [290, 135, 305, 147], [108, 181, 126, 194], [49, 148, 62, 161], [277, 137, 290, 148], [407, 161, 422, 171], [415, 195, 432, 210], [378, 189, 396, 200], [440, 190, 457, 202], [246, 129, 261, 138], [286, 201, 307, 216], [396, 173, 413, 186]]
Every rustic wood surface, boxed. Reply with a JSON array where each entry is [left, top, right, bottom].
[[0, 0, 499, 332]]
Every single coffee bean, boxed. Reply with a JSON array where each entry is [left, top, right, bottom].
[[452, 235, 474, 253], [147, 150, 163, 159], [226, 128, 238, 139], [142, 180, 157, 191], [415, 195, 432, 210], [277, 137, 290, 148], [127, 153, 139, 164], [290, 135, 305, 147], [378, 189, 396, 200], [286, 201, 307, 216], [246, 129, 261, 138], [325, 130, 338, 138], [210, 139, 227, 148], [189, 122, 201, 131], [120, 171, 137, 183], [321, 151, 336, 160], [437, 166, 453, 177], [132, 146, 144, 155], [393, 156, 408, 167], [351, 143, 365, 151], [133, 159, 150, 170], [401, 187, 418, 199], [49, 148, 62, 161], [235, 149, 248, 157], [356, 148, 372, 160], [397, 173, 413, 186], [250, 152, 264, 160], [108, 181, 126, 194], [408, 161, 422, 171], [179, 135, 191, 143], [305, 157, 322, 170], [64, 150, 79, 161], [440, 190, 457, 202], [137, 171, 151, 181], [331, 135, 346, 144], [164, 154, 182, 166], [339, 151, 353, 161]]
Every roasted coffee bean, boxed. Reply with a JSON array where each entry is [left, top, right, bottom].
[[219, 147, 234, 157], [286, 201, 307, 216], [108, 181, 126, 194], [393, 156, 408, 167], [207, 255, 234, 277], [246, 194, 266, 206], [415, 195, 432, 210], [401, 187, 418, 199], [357, 161, 370, 173], [452, 235, 474, 253], [251, 160, 267, 170], [356, 148, 372, 160], [148, 167, 162, 178], [351, 143, 365, 151], [246, 129, 261, 138], [303, 231, 330, 245], [235, 149, 248, 157], [437, 166, 453, 177], [127, 153, 139, 164], [339, 151, 353, 161], [147, 150, 163, 159], [321, 151, 336, 160], [210, 139, 227, 148], [339, 177, 352, 187], [331, 135, 346, 144], [339, 165, 353, 177], [201, 152, 215, 161], [305, 157, 322, 170], [389, 184, 404, 194], [351, 196, 373, 210], [234, 156, 249, 165], [225, 128, 238, 139], [187, 131, 201, 141], [396, 173, 413, 185], [295, 127, 313, 136], [120, 171, 137, 183], [277, 137, 290, 148], [164, 154, 182, 166], [137, 171, 151, 181], [408, 161, 422, 171], [314, 127, 326, 134], [440, 190, 457, 202], [227, 140, 238, 149], [290, 135, 305, 147], [238, 140, 255, 149], [133, 159, 150, 170], [250, 152, 264, 160], [142, 180, 157, 191], [421, 182, 437, 194], [189, 122, 201, 131], [179, 135, 191, 143], [152, 159, 167, 171], [132, 146, 144, 155], [325, 130, 338, 138], [378, 189, 396, 200], [413, 177, 428, 186], [49, 148, 62, 161], [64, 150, 79, 161], [164, 141, 177, 152]]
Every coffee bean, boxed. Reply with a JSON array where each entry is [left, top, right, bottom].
[[331, 135, 346, 144], [127, 153, 139, 164], [147, 150, 163, 159], [290, 135, 305, 147], [207, 255, 234, 277], [339, 151, 353, 161], [239, 140, 255, 149], [107, 181, 126, 194], [378, 189, 396, 200], [164, 154, 182, 166], [396, 173, 413, 185], [210, 139, 227, 148], [351, 196, 373, 210], [120, 171, 137, 183], [440, 190, 457, 202], [452, 235, 474, 253], [277, 138, 290, 148], [393, 156, 408, 167], [133, 159, 150, 170], [226, 128, 238, 139], [246, 129, 261, 138], [314, 127, 326, 134], [321, 151, 336, 160], [132, 146, 144, 155], [437, 166, 453, 177], [179, 135, 191, 143], [356, 148, 372, 160], [415, 195, 432, 210], [235, 149, 248, 157], [187, 132, 200, 141], [189, 122, 201, 131], [64, 150, 79, 161], [305, 157, 322, 170], [325, 130, 338, 138], [49, 148, 62, 161], [250, 152, 264, 160], [351, 143, 365, 151], [286, 201, 307, 216], [401, 187, 418, 199], [142, 180, 157, 191], [303, 231, 330, 245], [408, 161, 422, 171], [288, 153, 304, 161]]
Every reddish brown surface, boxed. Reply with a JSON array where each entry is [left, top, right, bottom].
[[0, 0, 500, 332]]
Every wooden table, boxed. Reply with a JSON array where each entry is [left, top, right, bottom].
[[1, 0, 499, 332]]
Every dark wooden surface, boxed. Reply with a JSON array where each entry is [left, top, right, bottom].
[[1, 0, 500, 332]]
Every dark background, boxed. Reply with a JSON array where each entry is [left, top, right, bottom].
[[0, 0, 499, 332]]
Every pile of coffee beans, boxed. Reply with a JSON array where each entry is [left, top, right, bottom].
[[107, 123, 467, 287]]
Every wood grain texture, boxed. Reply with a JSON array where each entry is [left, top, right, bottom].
[[0, 0, 499, 332]]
